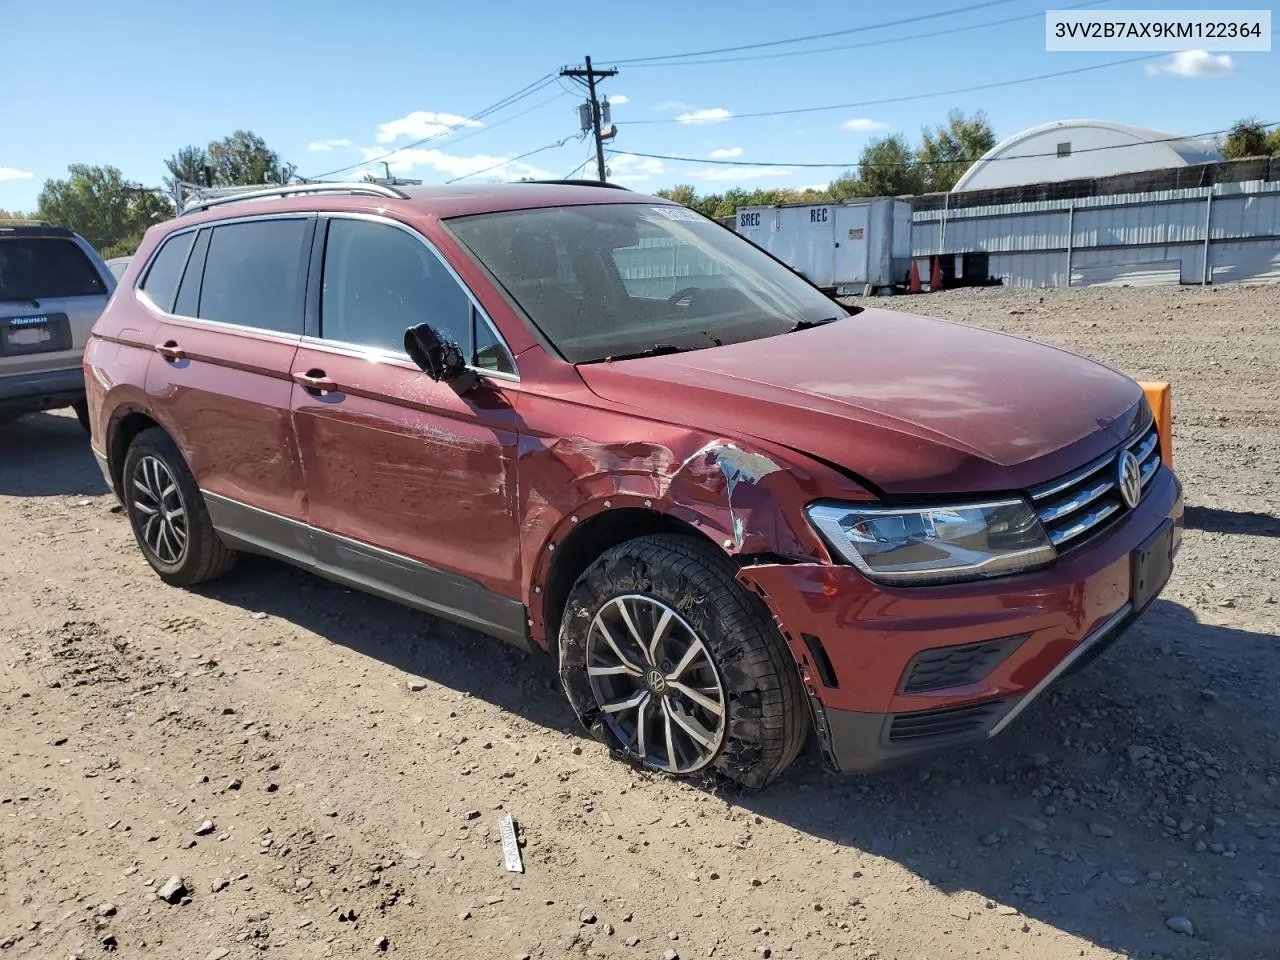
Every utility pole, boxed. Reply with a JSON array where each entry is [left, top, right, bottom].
[[560, 55, 617, 182]]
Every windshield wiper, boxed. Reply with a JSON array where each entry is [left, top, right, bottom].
[[602, 343, 685, 362], [788, 316, 840, 333], [0, 296, 42, 308]]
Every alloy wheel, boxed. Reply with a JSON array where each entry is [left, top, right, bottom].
[[131, 455, 188, 565], [585, 594, 728, 774]]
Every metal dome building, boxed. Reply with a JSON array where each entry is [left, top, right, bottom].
[[952, 119, 1222, 192]]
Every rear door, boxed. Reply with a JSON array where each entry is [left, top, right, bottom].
[[0, 230, 111, 375], [140, 215, 314, 556], [289, 213, 525, 643]]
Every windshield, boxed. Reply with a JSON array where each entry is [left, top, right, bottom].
[[444, 202, 850, 363]]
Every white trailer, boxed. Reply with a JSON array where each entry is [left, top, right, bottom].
[[733, 198, 913, 293]]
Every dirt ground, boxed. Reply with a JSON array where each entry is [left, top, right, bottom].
[[2, 283, 1277, 960]]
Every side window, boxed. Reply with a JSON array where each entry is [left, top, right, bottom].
[[139, 231, 196, 313], [321, 218, 469, 354], [173, 229, 210, 317], [472, 316, 517, 375], [198, 219, 309, 334]]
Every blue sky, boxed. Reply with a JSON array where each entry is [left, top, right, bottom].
[[0, 0, 1275, 210]]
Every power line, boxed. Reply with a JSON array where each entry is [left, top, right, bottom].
[[622, 0, 1110, 68], [564, 147, 596, 179], [607, 121, 1276, 171], [304, 74, 557, 179], [446, 135, 582, 184], [434, 90, 570, 151], [621, 53, 1170, 125], [606, 0, 1019, 65]]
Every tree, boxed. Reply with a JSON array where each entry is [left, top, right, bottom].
[[826, 170, 860, 202], [35, 164, 171, 258], [164, 144, 212, 199], [853, 134, 923, 197], [0, 208, 36, 222], [656, 184, 699, 208], [1222, 117, 1271, 159], [917, 109, 996, 192], [206, 130, 295, 187]]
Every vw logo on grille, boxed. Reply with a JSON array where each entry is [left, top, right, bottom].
[[1116, 450, 1142, 509]]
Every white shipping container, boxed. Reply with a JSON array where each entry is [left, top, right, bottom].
[[733, 198, 912, 292]]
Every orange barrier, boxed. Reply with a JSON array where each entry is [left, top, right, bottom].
[[1138, 381, 1173, 468]]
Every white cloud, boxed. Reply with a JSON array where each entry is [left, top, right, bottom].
[[307, 138, 351, 152], [608, 154, 665, 183], [678, 107, 732, 125], [655, 100, 694, 113], [608, 94, 629, 105], [360, 146, 550, 181], [841, 118, 890, 133], [709, 146, 743, 159], [689, 165, 793, 182], [376, 111, 483, 144], [1145, 50, 1236, 78], [0, 166, 34, 182]]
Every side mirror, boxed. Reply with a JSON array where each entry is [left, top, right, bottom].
[[405, 323, 477, 392]]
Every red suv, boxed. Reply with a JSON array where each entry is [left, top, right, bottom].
[[85, 181, 1182, 787]]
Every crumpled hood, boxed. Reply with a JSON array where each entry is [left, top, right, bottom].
[[576, 308, 1146, 496]]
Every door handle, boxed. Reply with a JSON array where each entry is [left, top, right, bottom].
[[155, 340, 185, 361], [292, 369, 338, 395]]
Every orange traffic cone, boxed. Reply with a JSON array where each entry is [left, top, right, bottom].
[[908, 260, 922, 294], [930, 256, 943, 292]]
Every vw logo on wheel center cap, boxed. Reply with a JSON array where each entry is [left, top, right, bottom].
[[1116, 449, 1142, 509], [645, 669, 668, 695]]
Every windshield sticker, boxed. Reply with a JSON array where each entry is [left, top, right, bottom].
[[650, 206, 702, 222]]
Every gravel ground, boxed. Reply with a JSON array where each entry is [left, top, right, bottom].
[[1, 283, 1277, 960]]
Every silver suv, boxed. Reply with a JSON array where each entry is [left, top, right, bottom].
[[0, 222, 115, 430]]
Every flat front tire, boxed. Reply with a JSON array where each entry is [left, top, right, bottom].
[[121, 427, 236, 586], [558, 534, 809, 788]]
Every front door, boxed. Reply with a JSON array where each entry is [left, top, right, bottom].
[[290, 214, 525, 644]]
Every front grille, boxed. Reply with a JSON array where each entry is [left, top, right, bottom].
[[1030, 419, 1161, 550], [887, 698, 1013, 745], [900, 635, 1025, 694]]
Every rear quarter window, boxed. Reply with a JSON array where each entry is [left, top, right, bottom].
[[139, 231, 196, 313], [0, 237, 107, 301]]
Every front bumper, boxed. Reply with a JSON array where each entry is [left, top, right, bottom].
[[738, 466, 1184, 773]]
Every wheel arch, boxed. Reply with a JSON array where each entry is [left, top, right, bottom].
[[538, 505, 719, 654], [107, 407, 163, 494]]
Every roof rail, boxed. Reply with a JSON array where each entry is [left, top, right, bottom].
[[523, 179, 632, 191], [178, 181, 410, 217]]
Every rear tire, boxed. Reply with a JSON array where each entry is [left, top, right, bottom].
[[72, 398, 90, 433], [558, 534, 808, 788], [121, 428, 237, 586]]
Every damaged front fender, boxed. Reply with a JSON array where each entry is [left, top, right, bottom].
[[518, 412, 871, 648]]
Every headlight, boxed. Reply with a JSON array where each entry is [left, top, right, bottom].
[[806, 499, 1055, 585]]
